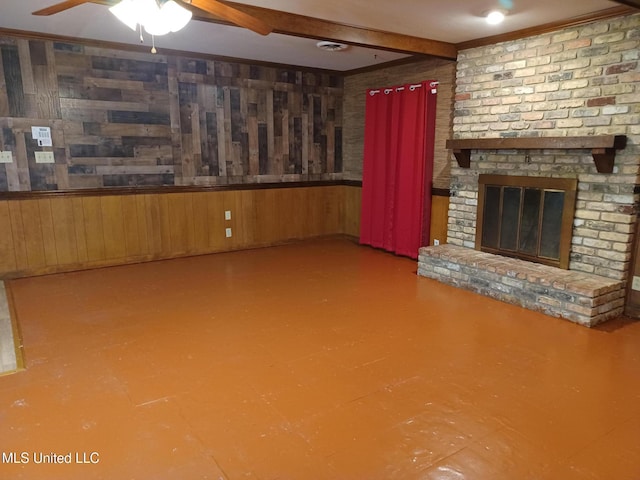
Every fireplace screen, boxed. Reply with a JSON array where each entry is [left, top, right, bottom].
[[476, 175, 577, 269]]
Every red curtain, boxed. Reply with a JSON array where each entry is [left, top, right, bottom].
[[360, 81, 437, 259]]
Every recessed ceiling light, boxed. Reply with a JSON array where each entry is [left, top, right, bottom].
[[486, 10, 506, 25]]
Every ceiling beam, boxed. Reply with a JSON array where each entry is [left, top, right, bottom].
[[192, 2, 458, 59], [608, 0, 640, 8]]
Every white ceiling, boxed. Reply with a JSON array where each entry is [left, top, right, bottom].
[[0, 0, 631, 71]]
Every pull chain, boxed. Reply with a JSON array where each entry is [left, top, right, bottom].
[[137, 23, 157, 54]]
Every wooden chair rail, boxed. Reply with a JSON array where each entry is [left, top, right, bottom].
[[0, 180, 363, 200]]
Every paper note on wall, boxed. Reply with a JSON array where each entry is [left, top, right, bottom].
[[31, 126, 52, 147]]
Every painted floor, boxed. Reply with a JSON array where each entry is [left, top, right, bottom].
[[0, 238, 639, 479]]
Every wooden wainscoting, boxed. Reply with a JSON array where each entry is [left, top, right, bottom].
[[342, 185, 361, 237], [429, 189, 450, 246], [0, 184, 362, 278]]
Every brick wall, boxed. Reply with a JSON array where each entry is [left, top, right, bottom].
[[449, 13, 640, 281], [343, 58, 456, 189]]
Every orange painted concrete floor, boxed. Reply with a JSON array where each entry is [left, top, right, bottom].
[[1, 238, 639, 479]]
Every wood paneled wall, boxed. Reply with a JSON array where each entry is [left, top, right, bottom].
[[0, 185, 361, 278], [429, 192, 450, 246], [0, 35, 344, 192], [0, 184, 458, 278]]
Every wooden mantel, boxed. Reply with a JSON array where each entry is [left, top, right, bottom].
[[445, 135, 627, 173]]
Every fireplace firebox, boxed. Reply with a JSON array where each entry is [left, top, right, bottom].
[[476, 174, 577, 269]]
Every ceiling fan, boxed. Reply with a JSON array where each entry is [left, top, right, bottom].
[[32, 0, 273, 36]]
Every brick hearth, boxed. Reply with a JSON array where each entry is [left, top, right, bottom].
[[418, 244, 625, 327]]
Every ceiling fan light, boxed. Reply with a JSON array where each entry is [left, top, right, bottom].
[[143, 18, 172, 36], [140, 0, 171, 36], [161, 1, 192, 33], [109, 0, 139, 31]]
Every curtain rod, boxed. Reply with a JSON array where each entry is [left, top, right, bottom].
[[369, 81, 439, 96]]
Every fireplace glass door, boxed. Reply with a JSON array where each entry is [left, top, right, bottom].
[[477, 175, 577, 269]]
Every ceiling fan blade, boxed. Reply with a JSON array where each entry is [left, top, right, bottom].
[[32, 0, 93, 15], [188, 0, 272, 35]]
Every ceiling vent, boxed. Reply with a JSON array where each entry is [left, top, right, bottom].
[[316, 41, 349, 52]]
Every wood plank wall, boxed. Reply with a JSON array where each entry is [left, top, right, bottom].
[[0, 185, 361, 278], [0, 35, 344, 191]]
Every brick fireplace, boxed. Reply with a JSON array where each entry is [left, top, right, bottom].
[[417, 12, 640, 326], [418, 145, 629, 327]]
